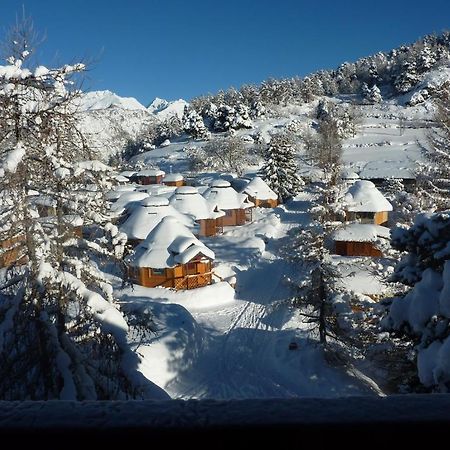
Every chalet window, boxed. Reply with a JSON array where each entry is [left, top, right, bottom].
[[186, 262, 197, 273], [152, 268, 165, 276], [357, 212, 375, 219], [224, 210, 233, 217]]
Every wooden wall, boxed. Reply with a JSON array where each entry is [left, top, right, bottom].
[[248, 196, 278, 208], [135, 175, 164, 185], [345, 210, 389, 225], [129, 259, 213, 290], [335, 241, 383, 257], [163, 180, 185, 187], [374, 211, 388, 225], [199, 218, 220, 237]]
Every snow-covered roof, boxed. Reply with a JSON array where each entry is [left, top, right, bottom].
[[113, 175, 129, 183], [333, 223, 391, 243], [106, 191, 122, 201], [242, 176, 278, 201], [135, 168, 165, 177], [169, 186, 225, 220], [126, 216, 214, 268], [163, 173, 184, 182], [211, 179, 232, 188], [119, 171, 137, 178], [344, 180, 393, 212], [203, 180, 254, 210], [115, 185, 138, 192], [141, 196, 169, 207], [119, 196, 193, 241], [341, 169, 360, 180], [109, 191, 149, 214]]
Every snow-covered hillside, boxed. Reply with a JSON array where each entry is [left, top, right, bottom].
[[78, 92, 189, 161]]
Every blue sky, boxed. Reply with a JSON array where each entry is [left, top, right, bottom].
[[0, 0, 449, 106]]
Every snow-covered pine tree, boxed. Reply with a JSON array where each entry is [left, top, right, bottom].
[[394, 59, 420, 94], [260, 132, 304, 203], [213, 103, 252, 132], [381, 178, 419, 226], [418, 43, 437, 73], [0, 22, 167, 400], [384, 211, 450, 392], [182, 105, 210, 140], [367, 84, 382, 104], [361, 82, 371, 102]]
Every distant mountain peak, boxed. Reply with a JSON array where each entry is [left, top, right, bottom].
[[148, 97, 189, 120], [80, 90, 147, 112]]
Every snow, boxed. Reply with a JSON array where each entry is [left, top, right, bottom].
[[242, 176, 278, 200], [74, 160, 111, 173], [333, 224, 391, 243], [119, 170, 137, 178], [148, 97, 189, 120], [109, 191, 149, 215], [125, 216, 214, 268], [141, 196, 169, 207], [136, 168, 165, 177], [34, 65, 49, 78], [169, 186, 225, 220], [120, 196, 194, 241], [114, 195, 378, 399], [344, 180, 393, 212], [163, 173, 184, 182], [389, 268, 442, 333], [2, 142, 25, 174], [203, 180, 254, 210], [79, 90, 147, 112]]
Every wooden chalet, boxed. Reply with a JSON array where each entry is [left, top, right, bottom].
[[203, 180, 254, 227], [119, 196, 193, 247], [126, 216, 215, 290], [133, 168, 165, 185], [332, 223, 391, 257], [163, 173, 185, 187], [344, 180, 392, 226], [169, 186, 225, 237], [242, 176, 278, 208]]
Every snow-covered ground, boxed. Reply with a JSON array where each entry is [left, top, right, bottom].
[[342, 102, 430, 179], [115, 193, 378, 399], [99, 87, 438, 399]]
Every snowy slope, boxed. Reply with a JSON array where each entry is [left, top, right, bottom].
[[78, 107, 155, 161]]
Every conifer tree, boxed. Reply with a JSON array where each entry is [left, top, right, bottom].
[[394, 59, 420, 93], [367, 84, 382, 104], [260, 133, 303, 203], [182, 105, 210, 140]]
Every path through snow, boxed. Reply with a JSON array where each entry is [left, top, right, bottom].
[[131, 193, 377, 399]]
